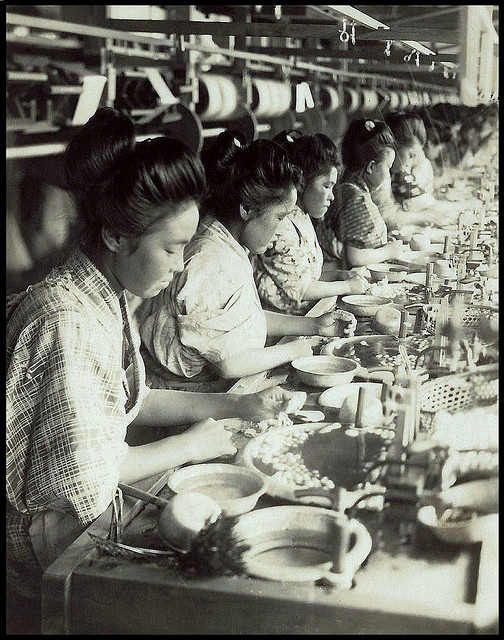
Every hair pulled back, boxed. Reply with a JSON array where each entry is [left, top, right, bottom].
[[201, 130, 303, 221], [341, 119, 395, 174], [64, 107, 206, 253], [272, 131, 341, 189]]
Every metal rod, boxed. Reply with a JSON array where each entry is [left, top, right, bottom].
[[7, 12, 176, 47]]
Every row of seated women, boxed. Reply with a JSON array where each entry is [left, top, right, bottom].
[[136, 109, 468, 390], [411, 102, 499, 175], [4, 105, 476, 591]]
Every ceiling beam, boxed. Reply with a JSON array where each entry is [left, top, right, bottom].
[[108, 19, 342, 39], [386, 6, 460, 27], [244, 46, 458, 64], [346, 62, 456, 74], [308, 5, 389, 29], [358, 28, 459, 44]]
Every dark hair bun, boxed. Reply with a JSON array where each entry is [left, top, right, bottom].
[[64, 107, 135, 193], [342, 119, 395, 171], [272, 130, 303, 147], [201, 130, 247, 186]]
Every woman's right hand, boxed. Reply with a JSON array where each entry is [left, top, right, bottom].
[[387, 239, 404, 259], [289, 336, 320, 360], [181, 418, 237, 462], [344, 277, 369, 295]]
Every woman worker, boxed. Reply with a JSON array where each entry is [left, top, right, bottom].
[[6, 109, 298, 587], [384, 111, 475, 224], [138, 131, 356, 387], [316, 119, 404, 268], [252, 131, 368, 316]]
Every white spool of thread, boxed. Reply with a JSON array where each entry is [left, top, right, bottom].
[[199, 75, 224, 122], [215, 76, 240, 120], [408, 90, 420, 107], [270, 80, 292, 118], [252, 77, 273, 118], [388, 91, 400, 110], [422, 91, 431, 106], [399, 91, 410, 110], [344, 87, 361, 114], [361, 88, 378, 112], [320, 84, 340, 114]]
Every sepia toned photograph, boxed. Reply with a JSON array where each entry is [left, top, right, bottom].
[[6, 4, 498, 635]]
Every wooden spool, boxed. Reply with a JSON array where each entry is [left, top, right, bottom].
[[408, 90, 421, 108], [319, 84, 341, 114], [197, 75, 241, 122], [388, 90, 401, 111], [251, 78, 291, 120], [399, 91, 410, 110], [360, 88, 379, 113], [343, 87, 361, 114], [162, 103, 203, 154]]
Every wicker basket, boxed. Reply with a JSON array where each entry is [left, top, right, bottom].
[[423, 303, 498, 335], [419, 363, 499, 433]]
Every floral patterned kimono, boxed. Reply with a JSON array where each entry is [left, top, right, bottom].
[[391, 153, 435, 211], [252, 206, 323, 315], [139, 216, 268, 387]]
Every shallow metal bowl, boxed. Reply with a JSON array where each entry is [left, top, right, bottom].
[[167, 463, 266, 516], [339, 294, 393, 317], [292, 355, 359, 388]]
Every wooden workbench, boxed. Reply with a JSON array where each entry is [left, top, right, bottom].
[[40, 297, 492, 634]]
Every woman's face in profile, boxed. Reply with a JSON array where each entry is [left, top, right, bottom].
[[240, 186, 298, 254], [301, 167, 338, 220]]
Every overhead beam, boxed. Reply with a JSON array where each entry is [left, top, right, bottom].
[[358, 28, 459, 44], [345, 63, 457, 74], [6, 12, 174, 47], [312, 5, 389, 30], [109, 19, 342, 39], [244, 46, 459, 64], [386, 6, 460, 27]]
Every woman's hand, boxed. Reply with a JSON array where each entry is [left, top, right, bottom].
[[181, 418, 237, 462], [387, 239, 404, 260], [344, 277, 369, 295], [237, 385, 308, 422], [314, 309, 357, 338]]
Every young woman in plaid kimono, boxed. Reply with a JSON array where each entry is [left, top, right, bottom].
[[6, 109, 301, 586], [316, 119, 404, 269]]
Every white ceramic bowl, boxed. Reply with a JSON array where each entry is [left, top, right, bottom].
[[339, 295, 393, 317], [234, 505, 372, 585], [292, 355, 359, 388], [417, 507, 497, 544], [167, 463, 266, 516], [367, 263, 408, 282]]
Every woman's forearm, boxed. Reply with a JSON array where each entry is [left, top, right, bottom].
[[119, 434, 193, 484], [265, 310, 318, 337], [346, 244, 396, 267], [215, 342, 304, 379], [303, 278, 353, 301], [132, 388, 243, 427]]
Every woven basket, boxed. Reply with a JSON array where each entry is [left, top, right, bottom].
[[423, 303, 498, 335], [419, 363, 499, 433]]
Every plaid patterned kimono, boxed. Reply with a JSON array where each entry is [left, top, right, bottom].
[[6, 249, 148, 565]]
